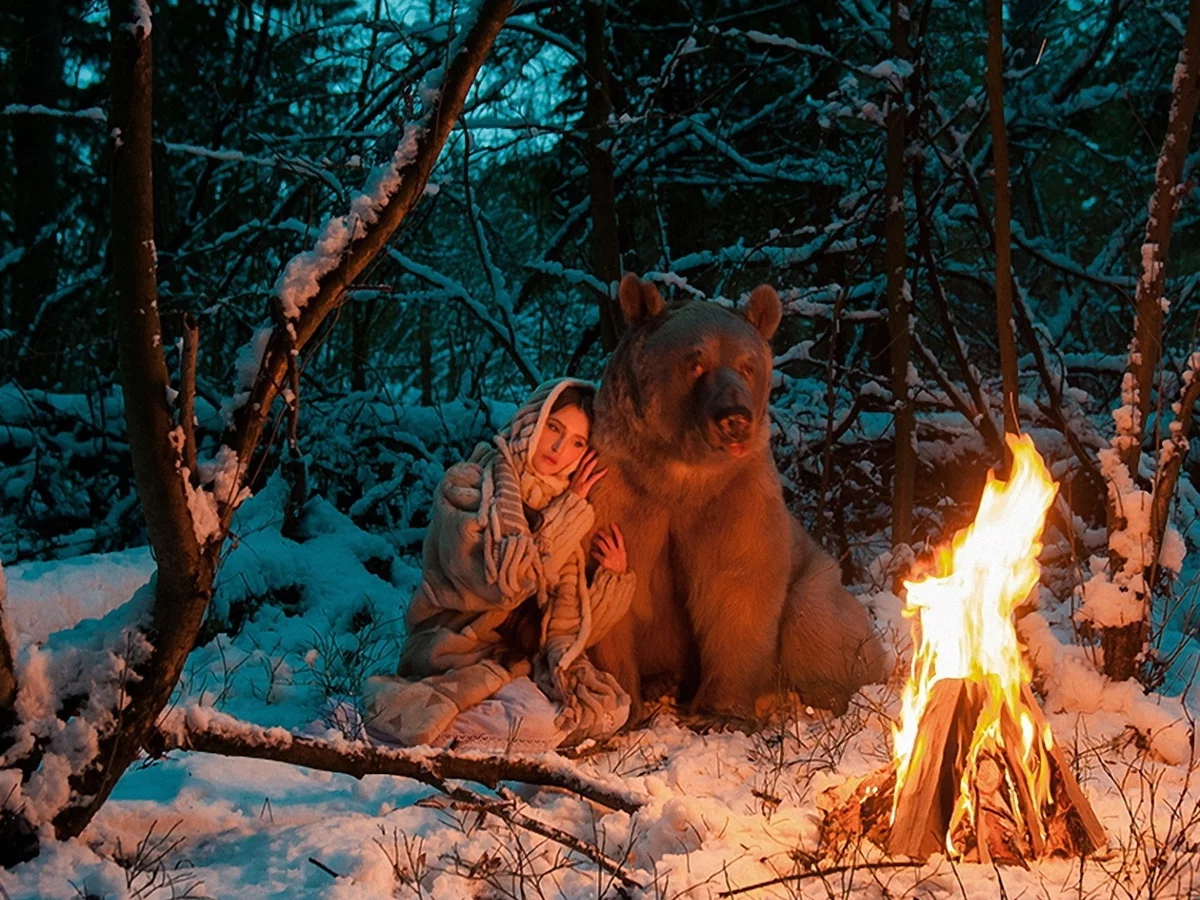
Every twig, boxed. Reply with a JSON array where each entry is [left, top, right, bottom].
[[432, 786, 646, 891], [717, 861, 922, 897], [308, 856, 341, 879]]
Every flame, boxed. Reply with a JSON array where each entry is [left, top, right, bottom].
[[891, 433, 1059, 852]]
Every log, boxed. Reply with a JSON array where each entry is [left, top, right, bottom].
[[1020, 684, 1107, 854], [889, 679, 984, 858], [998, 700, 1046, 857], [974, 753, 1027, 866]]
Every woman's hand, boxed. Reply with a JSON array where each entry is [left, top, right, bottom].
[[591, 523, 628, 574], [568, 450, 607, 499]]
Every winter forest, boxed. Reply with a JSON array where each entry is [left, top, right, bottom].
[[2, 0, 1200, 896]]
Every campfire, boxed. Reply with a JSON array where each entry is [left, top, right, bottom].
[[821, 434, 1106, 864]]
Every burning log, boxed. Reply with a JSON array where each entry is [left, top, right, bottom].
[[821, 435, 1106, 864], [888, 678, 984, 859]]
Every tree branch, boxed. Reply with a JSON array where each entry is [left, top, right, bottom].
[[149, 709, 645, 814], [912, 147, 1004, 459], [1150, 358, 1200, 578], [985, 0, 1020, 441], [224, 0, 515, 526], [718, 861, 922, 898], [1009, 281, 1105, 486], [429, 786, 646, 890]]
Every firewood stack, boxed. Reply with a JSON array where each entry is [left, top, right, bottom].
[[820, 681, 1105, 865]]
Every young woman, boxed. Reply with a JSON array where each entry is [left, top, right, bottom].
[[364, 379, 635, 752]]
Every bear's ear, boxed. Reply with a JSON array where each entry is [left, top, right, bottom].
[[618, 272, 665, 325], [744, 284, 782, 342]]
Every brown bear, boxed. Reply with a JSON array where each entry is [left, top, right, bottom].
[[587, 273, 888, 718]]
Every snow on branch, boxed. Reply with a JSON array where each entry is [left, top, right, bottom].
[[151, 706, 645, 814], [1, 104, 107, 123], [222, 0, 514, 527], [1150, 352, 1200, 571], [724, 27, 912, 87]]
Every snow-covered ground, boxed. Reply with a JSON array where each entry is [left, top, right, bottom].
[[4, 479, 1200, 899]]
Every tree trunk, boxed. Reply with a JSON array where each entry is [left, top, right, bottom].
[[886, 0, 914, 546], [0, 0, 514, 861], [985, 0, 1020, 447], [1119, 0, 1200, 478], [583, 0, 623, 351], [1099, 0, 1200, 682], [47, 0, 217, 843], [0, 563, 16, 746]]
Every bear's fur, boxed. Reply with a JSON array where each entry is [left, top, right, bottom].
[[587, 274, 888, 717]]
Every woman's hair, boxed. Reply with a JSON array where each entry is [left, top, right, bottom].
[[549, 386, 594, 427]]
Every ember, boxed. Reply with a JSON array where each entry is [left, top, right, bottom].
[[822, 434, 1106, 864]]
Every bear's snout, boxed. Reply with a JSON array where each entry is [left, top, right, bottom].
[[714, 407, 752, 444]]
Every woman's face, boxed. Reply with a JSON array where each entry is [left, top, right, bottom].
[[531, 404, 590, 476]]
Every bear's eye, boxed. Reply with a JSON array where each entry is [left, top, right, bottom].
[[739, 360, 756, 377]]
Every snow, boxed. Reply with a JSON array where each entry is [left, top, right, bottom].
[[5, 376, 1200, 896], [1, 104, 107, 122], [222, 325, 273, 420], [1076, 567, 1143, 628], [1160, 526, 1187, 574], [131, 0, 152, 36], [3, 547, 154, 648], [3, 502, 1200, 898]]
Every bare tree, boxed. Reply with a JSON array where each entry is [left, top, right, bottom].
[[985, 0, 1020, 443], [1097, 0, 1200, 682], [1119, 0, 1200, 480], [0, 0, 515, 863], [885, 0, 915, 546]]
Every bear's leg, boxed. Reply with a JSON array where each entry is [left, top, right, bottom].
[[678, 520, 790, 717], [779, 523, 890, 713]]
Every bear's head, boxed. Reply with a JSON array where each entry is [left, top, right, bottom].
[[595, 273, 782, 468]]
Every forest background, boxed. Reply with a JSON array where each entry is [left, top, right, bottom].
[[2, 0, 1200, 890]]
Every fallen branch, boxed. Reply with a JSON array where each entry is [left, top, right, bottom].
[[717, 861, 923, 898], [150, 708, 645, 814]]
